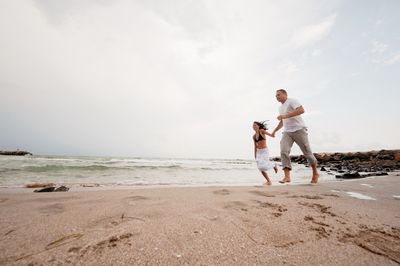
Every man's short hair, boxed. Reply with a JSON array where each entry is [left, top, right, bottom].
[[276, 89, 287, 95]]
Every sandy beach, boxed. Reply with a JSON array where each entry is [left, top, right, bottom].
[[1, 175, 399, 266]]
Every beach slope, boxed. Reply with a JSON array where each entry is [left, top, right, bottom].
[[1, 175, 399, 265]]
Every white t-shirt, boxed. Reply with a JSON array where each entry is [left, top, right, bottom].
[[279, 98, 306, 132]]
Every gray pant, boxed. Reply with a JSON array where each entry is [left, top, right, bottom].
[[280, 128, 317, 170]]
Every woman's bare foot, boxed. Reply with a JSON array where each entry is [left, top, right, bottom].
[[264, 181, 272, 186], [279, 178, 291, 184], [273, 165, 278, 174]]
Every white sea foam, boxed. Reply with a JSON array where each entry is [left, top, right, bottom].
[[346, 191, 376, 200], [360, 184, 374, 188]]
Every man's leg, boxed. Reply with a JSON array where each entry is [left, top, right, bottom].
[[292, 128, 319, 183], [279, 132, 294, 183]]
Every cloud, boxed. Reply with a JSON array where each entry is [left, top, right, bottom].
[[1, 1, 399, 158], [384, 52, 400, 65], [312, 49, 322, 57], [375, 19, 383, 27], [370, 40, 388, 54], [32, 0, 113, 25], [291, 14, 336, 47]]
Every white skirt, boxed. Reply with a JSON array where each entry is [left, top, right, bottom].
[[256, 148, 274, 171]]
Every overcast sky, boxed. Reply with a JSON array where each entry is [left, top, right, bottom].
[[1, 0, 399, 159]]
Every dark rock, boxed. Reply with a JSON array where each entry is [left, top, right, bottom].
[[320, 166, 327, 171], [395, 152, 400, 162], [34, 186, 55, 192], [275, 149, 400, 174], [0, 150, 32, 156], [336, 171, 362, 179], [376, 154, 394, 160], [360, 173, 374, 178], [374, 172, 388, 176], [54, 186, 69, 192]]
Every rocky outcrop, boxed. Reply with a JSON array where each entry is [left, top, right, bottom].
[[0, 150, 32, 156], [34, 185, 69, 192], [272, 149, 400, 179]]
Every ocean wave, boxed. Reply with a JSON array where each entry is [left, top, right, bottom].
[[19, 164, 184, 172], [22, 165, 116, 172], [8, 163, 256, 173]]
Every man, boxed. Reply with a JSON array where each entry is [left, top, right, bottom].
[[271, 89, 319, 183]]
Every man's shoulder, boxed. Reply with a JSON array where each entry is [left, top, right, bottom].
[[288, 98, 301, 105]]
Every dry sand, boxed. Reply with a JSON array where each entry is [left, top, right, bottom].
[[0, 175, 399, 265]]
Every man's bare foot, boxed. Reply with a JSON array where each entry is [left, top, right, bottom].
[[273, 165, 278, 174], [279, 178, 291, 184], [264, 181, 272, 186], [310, 175, 319, 184]]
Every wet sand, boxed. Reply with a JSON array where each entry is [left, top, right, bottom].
[[0, 175, 399, 265]]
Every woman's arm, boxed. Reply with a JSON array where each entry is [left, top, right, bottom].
[[265, 131, 275, 137], [253, 137, 257, 159], [260, 129, 275, 138], [260, 129, 272, 138]]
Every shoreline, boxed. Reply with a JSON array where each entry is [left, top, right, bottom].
[[1, 173, 395, 194], [1, 174, 399, 265]]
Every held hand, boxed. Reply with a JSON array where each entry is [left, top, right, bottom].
[[277, 115, 287, 121], [271, 132, 275, 138]]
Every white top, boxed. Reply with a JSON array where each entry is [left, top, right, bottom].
[[279, 98, 306, 132]]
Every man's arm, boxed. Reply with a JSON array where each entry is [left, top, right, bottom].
[[277, 106, 304, 120], [271, 120, 283, 137]]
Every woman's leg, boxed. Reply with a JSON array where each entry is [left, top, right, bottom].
[[261, 171, 271, 185]]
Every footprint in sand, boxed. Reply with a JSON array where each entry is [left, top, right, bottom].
[[322, 193, 340, 198], [68, 232, 136, 263], [87, 213, 146, 231], [253, 200, 288, 215], [124, 195, 151, 206], [127, 195, 150, 201], [339, 227, 400, 264], [223, 201, 248, 211], [304, 215, 331, 227], [298, 201, 337, 217], [288, 195, 324, 200], [38, 203, 65, 214], [213, 189, 231, 195], [249, 191, 276, 197], [310, 226, 331, 239], [29, 196, 79, 203]]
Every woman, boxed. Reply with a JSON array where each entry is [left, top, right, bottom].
[[253, 121, 278, 185]]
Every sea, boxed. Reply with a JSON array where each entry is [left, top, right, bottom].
[[0, 155, 337, 190]]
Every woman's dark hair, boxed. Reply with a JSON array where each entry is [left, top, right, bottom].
[[253, 120, 268, 130]]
